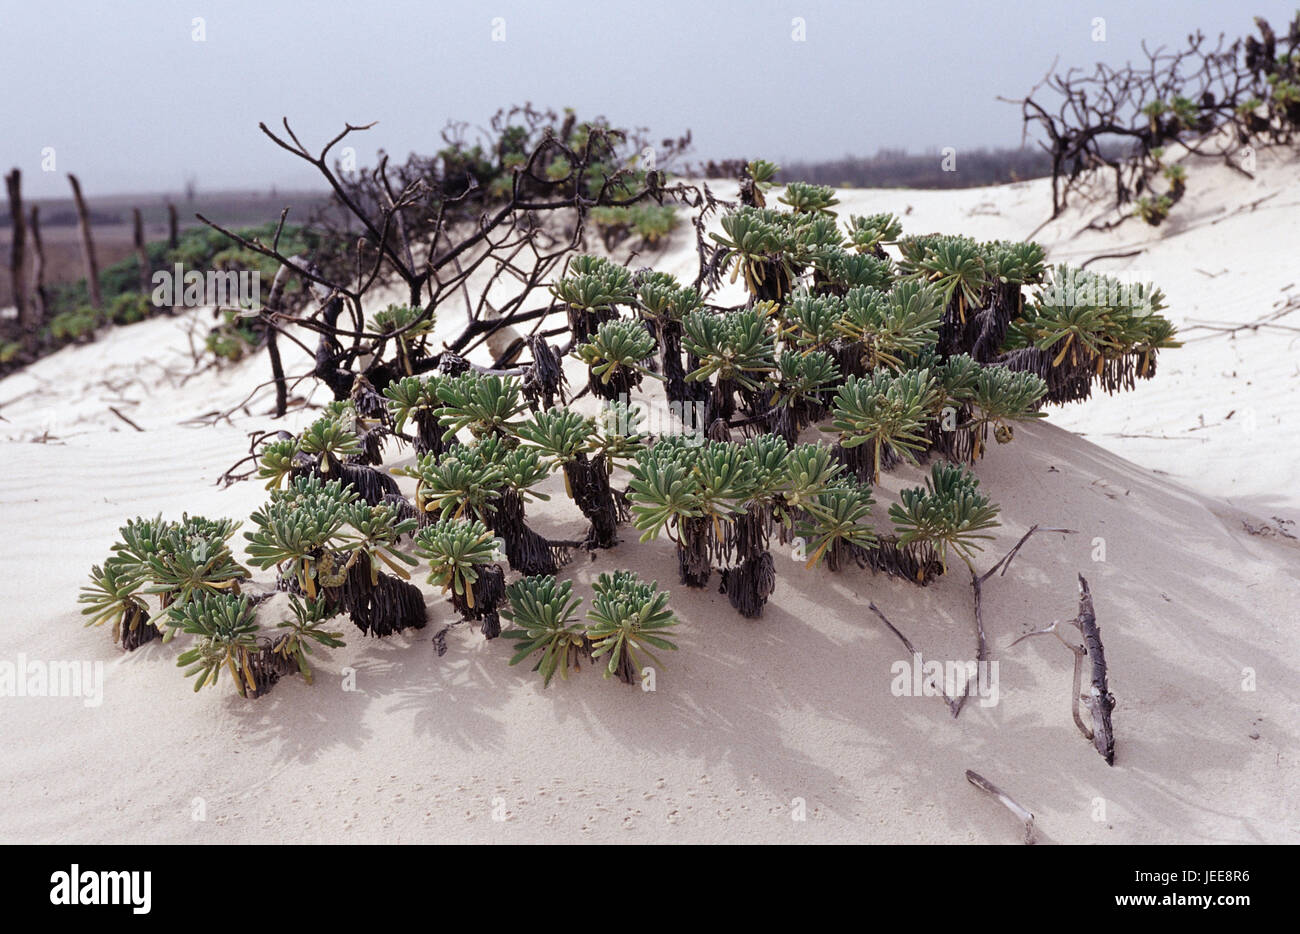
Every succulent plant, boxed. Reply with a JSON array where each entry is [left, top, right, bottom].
[[889, 462, 1001, 574], [777, 442, 843, 517], [1008, 265, 1178, 399], [107, 515, 174, 571], [794, 214, 846, 253], [271, 594, 346, 684], [683, 304, 778, 393], [836, 281, 942, 372], [627, 441, 705, 544], [401, 447, 503, 522], [372, 303, 435, 376], [516, 406, 593, 466], [827, 369, 939, 483], [576, 317, 659, 399], [713, 434, 794, 617], [413, 517, 499, 611], [298, 416, 363, 473], [383, 374, 452, 456], [502, 575, 589, 686], [256, 438, 299, 490], [783, 291, 845, 352], [434, 372, 528, 443], [690, 440, 758, 532], [339, 500, 420, 583], [1135, 195, 1171, 225], [636, 275, 703, 324], [134, 516, 249, 629], [799, 480, 879, 571], [586, 570, 679, 684], [591, 399, 650, 461], [967, 366, 1048, 455], [1021, 270, 1114, 366], [915, 235, 988, 322], [709, 208, 799, 300], [552, 258, 635, 339], [515, 405, 624, 549], [778, 182, 840, 215], [770, 349, 840, 434], [742, 159, 780, 206], [383, 375, 430, 435], [810, 248, 894, 294], [845, 212, 903, 254], [172, 592, 262, 694], [628, 437, 758, 590], [78, 558, 154, 649], [245, 476, 356, 599]]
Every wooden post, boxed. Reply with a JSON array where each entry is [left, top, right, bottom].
[[4, 169, 29, 349], [132, 208, 149, 294], [167, 201, 178, 249], [67, 173, 102, 309], [29, 205, 49, 331]]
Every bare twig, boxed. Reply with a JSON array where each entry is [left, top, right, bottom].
[[107, 406, 145, 432], [966, 770, 1036, 844], [868, 601, 962, 717], [957, 524, 1075, 717]]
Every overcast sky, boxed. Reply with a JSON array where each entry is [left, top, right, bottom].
[[2, 0, 1294, 197]]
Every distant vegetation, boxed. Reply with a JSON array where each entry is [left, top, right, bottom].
[[0, 221, 328, 369], [700, 146, 1061, 190], [0, 190, 331, 316]]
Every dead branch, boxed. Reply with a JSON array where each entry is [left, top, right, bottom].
[[107, 406, 146, 432], [965, 770, 1036, 844], [1079, 249, 1143, 269], [1007, 14, 1300, 218], [957, 524, 1075, 717], [195, 110, 709, 417], [1010, 573, 1115, 765], [1075, 574, 1115, 764], [868, 601, 962, 717]]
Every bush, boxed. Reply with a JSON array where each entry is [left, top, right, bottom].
[[80, 145, 1182, 699]]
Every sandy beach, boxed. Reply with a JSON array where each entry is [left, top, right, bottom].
[[2, 145, 1297, 844]]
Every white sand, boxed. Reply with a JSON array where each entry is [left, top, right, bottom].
[[1, 157, 1297, 844]]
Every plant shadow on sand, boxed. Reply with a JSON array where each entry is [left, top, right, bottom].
[[202, 422, 1297, 842]]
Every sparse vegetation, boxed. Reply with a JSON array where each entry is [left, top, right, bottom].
[[76, 116, 1180, 700]]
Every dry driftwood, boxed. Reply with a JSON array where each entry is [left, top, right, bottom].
[[870, 524, 1073, 720], [1010, 573, 1115, 765], [966, 770, 1036, 844], [1075, 575, 1115, 764], [868, 601, 962, 717], [108, 405, 145, 433]]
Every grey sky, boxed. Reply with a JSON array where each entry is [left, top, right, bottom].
[[2, 0, 1294, 197]]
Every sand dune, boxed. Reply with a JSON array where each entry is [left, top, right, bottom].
[[1, 157, 1297, 844]]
